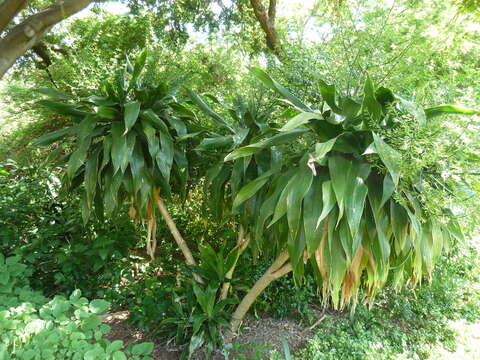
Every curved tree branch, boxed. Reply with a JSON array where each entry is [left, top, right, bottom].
[[0, 0, 93, 79], [0, 0, 30, 35]]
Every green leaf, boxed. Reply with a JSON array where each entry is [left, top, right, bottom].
[[111, 122, 129, 174], [97, 106, 119, 120], [38, 100, 90, 117], [280, 112, 323, 131], [318, 80, 341, 113], [157, 132, 174, 183], [196, 136, 233, 151], [303, 176, 324, 256], [89, 299, 110, 314], [311, 137, 338, 163], [188, 90, 231, 130], [67, 138, 91, 180], [140, 109, 169, 134], [373, 133, 401, 187], [425, 104, 478, 119], [316, 180, 336, 228], [250, 67, 311, 112], [287, 162, 313, 240], [131, 342, 154, 356], [344, 177, 368, 240], [32, 127, 73, 147], [36, 87, 73, 99], [380, 174, 395, 207], [362, 77, 382, 122], [233, 167, 279, 208], [225, 129, 307, 161], [141, 120, 159, 158], [124, 101, 141, 133], [84, 150, 99, 207]]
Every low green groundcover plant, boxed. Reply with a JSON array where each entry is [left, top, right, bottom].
[[0, 253, 154, 360]]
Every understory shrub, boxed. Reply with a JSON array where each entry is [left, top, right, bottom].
[[0, 161, 137, 298], [0, 253, 154, 360]]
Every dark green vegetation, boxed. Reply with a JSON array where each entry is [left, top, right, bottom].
[[1, 1, 480, 359]]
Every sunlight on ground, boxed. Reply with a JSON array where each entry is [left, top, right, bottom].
[[430, 320, 480, 360]]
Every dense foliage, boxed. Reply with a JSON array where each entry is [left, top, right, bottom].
[[1, 0, 479, 359]]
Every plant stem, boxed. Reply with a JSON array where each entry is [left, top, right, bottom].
[[153, 189, 203, 284], [220, 225, 250, 300], [230, 249, 292, 332]]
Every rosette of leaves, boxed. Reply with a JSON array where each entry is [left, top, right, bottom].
[[33, 51, 201, 263], [228, 68, 477, 331]]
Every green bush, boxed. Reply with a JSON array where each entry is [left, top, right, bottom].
[[0, 253, 154, 360], [0, 161, 137, 298]]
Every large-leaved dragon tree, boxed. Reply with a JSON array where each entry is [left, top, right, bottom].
[[199, 68, 478, 332], [33, 52, 203, 272]]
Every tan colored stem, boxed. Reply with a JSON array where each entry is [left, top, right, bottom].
[[230, 249, 292, 332], [155, 195, 196, 266], [154, 191, 204, 284], [220, 225, 250, 300]]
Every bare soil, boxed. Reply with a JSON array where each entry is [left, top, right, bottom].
[[101, 310, 322, 359]]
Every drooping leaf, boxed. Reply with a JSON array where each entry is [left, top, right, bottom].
[[233, 167, 279, 208], [250, 67, 311, 112], [110, 122, 128, 174], [373, 133, 401, 187], [124, 101, 141, 132], [32, 127, 73, 147], [318, 80, 341, 113], [304, 176, 324, 256], [286, 162, 313, 240]]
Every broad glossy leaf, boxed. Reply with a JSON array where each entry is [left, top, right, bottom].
[[311, 137, 338, 163], [344, 177, 368, 239], [251, 67, 311, 112], [304, 176, 324, 256], [318, 80, 341, 113], [67, 137, 91, 180], [84, 150, 99, 207], [373, 133, 401, 187], [38, 100, 90, 117], [188, 90, 231, 130], [287, 163, 313, 240], [124, 101, 141, 132], [196, 136, 233, 151], [280, 112, 323, 131], [33, 127, 73, 146], [97, 106, 119, 120], [158, 132, 174, 183], [141, 120, 159, 158], [380, 174, 395, 207], [225, 128, 307, 161], [140, 109, 169, 134], [316, 180, 336, 228], [111, 122, 128, 174], [233, 167, 279, 208], [362, 77, 382, 122], [36, 87, 73, 99]]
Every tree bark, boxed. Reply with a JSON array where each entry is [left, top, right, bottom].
[[230, 249, 292, 332], [249, 0, 282, 56], [0, 0, 30, 35], [0, 0, 93, 79]]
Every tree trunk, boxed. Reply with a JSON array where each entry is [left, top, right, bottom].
[[249, 0, 282, 57], [220, 225, 250, 300], [230, 249, 292, 332], [0, 0, 93, 79]]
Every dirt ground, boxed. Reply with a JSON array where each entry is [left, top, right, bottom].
[[102, 310, 319, 359]]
